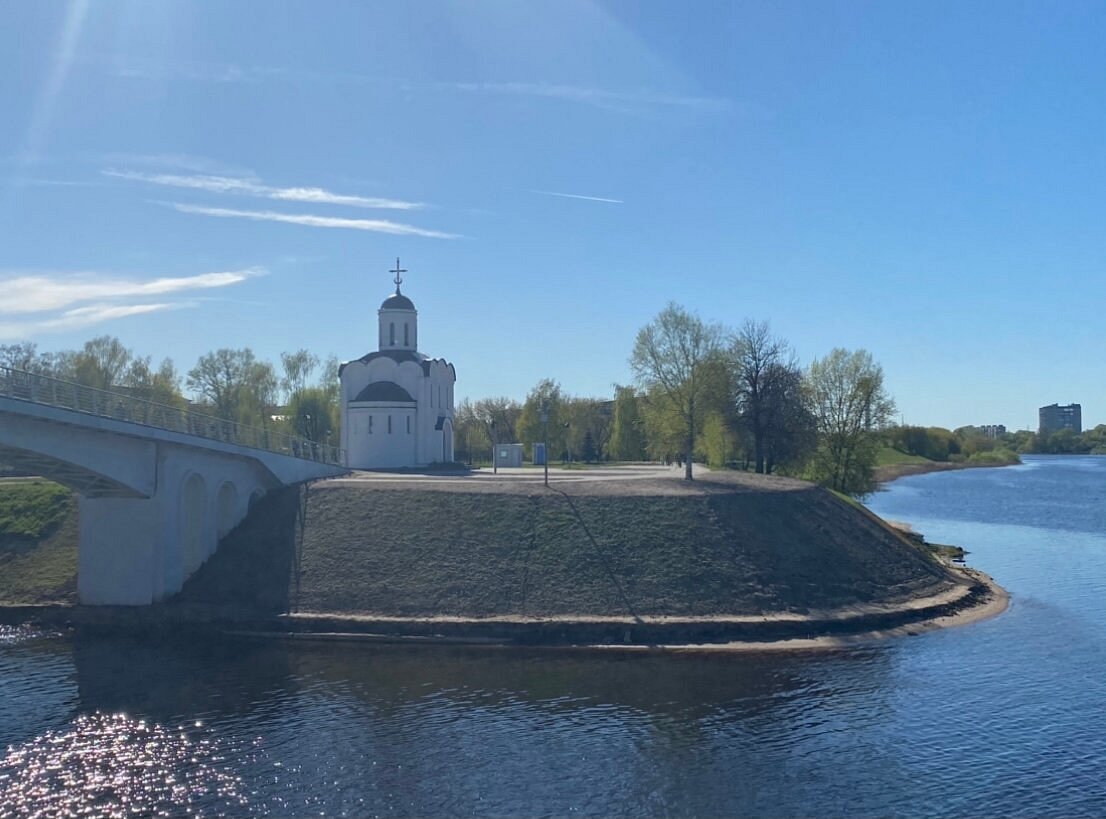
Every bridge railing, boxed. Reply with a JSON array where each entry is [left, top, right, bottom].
[[1, 366, 344, 465]]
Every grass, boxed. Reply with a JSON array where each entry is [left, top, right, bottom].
[[257, 478, 957, 618], [0, 479, 78, 604], [0, 479, 71, 539], [875, 446, 934, 467]]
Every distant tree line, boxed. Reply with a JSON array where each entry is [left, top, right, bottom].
[[456, 303, 897, 496], [25, 301, 1093, 495], [889, 423, 1106, 460]]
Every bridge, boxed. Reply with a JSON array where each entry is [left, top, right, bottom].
[[0, 366, 347, 606]]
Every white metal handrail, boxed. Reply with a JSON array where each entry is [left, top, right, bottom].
[[0, 365, 342, 465]]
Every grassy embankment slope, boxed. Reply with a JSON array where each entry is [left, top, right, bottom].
[[179, 471, 962, 620], [0, 479, 78, 604], [873, 446, 1020, 484], [0, 469, 979, 631]]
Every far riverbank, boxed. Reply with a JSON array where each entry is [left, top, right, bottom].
[[875, 456, 1020, 485]]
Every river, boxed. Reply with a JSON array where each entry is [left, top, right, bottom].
[[2, 455, 1105, 817]]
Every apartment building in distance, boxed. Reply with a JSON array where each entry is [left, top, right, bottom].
[[979, 424, 1007, 438], [1039, 403, 1082, 436]]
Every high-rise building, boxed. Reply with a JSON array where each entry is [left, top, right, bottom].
[[1039, 404, 1082, 435]]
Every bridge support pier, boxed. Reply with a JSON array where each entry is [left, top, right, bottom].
[[76, 455, 261, 605], [78, 494, 183, 605]]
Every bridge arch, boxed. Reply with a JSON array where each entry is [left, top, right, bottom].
[[180, 472, 207, 578], [216, 480, 239, 539]]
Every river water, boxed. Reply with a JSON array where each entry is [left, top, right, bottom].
[[2, 455, 1105, 817]]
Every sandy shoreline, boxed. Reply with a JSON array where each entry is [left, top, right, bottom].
[[0, 567, 1007, 652]]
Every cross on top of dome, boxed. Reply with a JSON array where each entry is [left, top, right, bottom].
[[390, 257, 407, 294]]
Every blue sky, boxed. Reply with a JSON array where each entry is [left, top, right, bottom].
[[2, 1, 1104, 430]]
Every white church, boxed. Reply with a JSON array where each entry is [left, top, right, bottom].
[[339, 260, 456, 469]]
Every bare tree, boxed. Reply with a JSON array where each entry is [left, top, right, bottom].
[[731, 320, 813, 474], [630, 303, 724, 480]]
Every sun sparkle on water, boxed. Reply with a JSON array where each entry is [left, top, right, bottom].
[[0, 712, 248, 818]]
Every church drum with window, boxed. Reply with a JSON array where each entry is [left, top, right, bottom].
[[339, 262, 456, 468]]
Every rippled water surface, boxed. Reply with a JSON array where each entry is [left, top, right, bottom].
[[3, 455, 1105, 816]]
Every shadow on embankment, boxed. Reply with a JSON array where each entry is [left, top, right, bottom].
[[171, 485, 304, 614]]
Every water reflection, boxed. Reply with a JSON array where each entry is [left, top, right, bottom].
[[3, 632, 900, 817], [73, 635, 295, 724]]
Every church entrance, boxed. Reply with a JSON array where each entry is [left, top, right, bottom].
[[442, 419, 453, 464]]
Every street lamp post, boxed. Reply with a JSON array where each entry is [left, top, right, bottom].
[[541, 401, 549, 487], [490, 419, 498, 474]]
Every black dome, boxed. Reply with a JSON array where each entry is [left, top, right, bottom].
[[353, 381, 416, 403], [380, 292, 415, 310]]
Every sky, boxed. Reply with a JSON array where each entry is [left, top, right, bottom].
[[2, 0, 1104, 430]]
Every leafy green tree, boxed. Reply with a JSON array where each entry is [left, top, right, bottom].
[[123, 356, 185, 407], [280, 349, 320, 401], [73, 336, 132, 390], [561, 397, 613, 462], [580, 429, 598, 463], [287, 387, 336, 443], [467, 396, 522, 460], [631, 303, 724, 480], [609, 385, 647, 461], [516, 379, 567, 459], [187, 348, 277, 427], [698, 411, 736, 468], [807, 348, 895, 496], [452, 399, 482, 463]]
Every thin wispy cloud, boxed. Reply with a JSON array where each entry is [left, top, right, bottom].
[[0, 303, 183, 341], [0, 267, 262, 340], [110, 59, 262, 85], [449, 81, 730, 113], [530, 189, 623, 204], [170, 203, 459, 239], [105, 56, 731, 115], [105, 169, 422, 210], [101, 152, 255, 178], [0, 268, 264, 315]]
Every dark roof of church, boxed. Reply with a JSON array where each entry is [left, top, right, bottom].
[[380, 291, 416, 311], [353, 381, 416, 403], [338, 350, 456, 379]]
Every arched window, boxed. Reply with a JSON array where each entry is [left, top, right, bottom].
[[406, 416, 411, 434], [388, 415, 392, 434], [404, 323, 409, 346], [389, 322, 395, 345]]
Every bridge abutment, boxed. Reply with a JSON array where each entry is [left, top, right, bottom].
[[77, 453, 266, 605]]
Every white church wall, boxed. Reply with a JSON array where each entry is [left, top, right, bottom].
[[347, 404, 416, 468]]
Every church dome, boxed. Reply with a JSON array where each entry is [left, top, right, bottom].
[[380, 292, 415, 311], [353, 381, 416, 403]]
